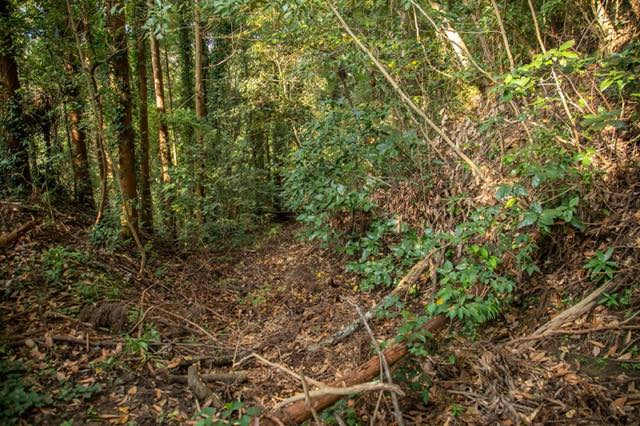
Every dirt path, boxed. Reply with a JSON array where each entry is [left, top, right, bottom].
[[2, 202, 639, 425], [1, 207, 382, 424]]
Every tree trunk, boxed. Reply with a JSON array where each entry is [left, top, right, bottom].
[[194, 0, 206, 219], [105, 0, 139, 236], [148, 0, 176, 238], [63, 58, 95, 209], [0, 0, 31, 191], [134, 0, 153, 234]]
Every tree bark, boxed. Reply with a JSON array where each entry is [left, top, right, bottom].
[[105, 0, 139, 236], [134, 0, 153, 234], [0, 0, 31, 190], [63, 58, 95, 209], [148, 0, 176, 238], [193, 0, 206, 219]]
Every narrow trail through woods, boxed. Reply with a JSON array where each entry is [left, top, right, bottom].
[[2, 201, 640, 424]]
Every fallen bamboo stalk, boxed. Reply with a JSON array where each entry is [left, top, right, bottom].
[[273, 381, 405, 411], [531, 280, 617, 337], [0, 219, 38, 248], [310, 250, 439, 351]]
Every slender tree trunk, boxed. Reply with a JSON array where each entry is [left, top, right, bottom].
[[194, 0, 206, 220], [105, 0, 139, 236], [148, 0, 176, 238], [77, 12, 109, 219], [178, 2, 195, 154], [0, 0, 31, 191], [64, 59, 95, 208], [163, 45, 178, 166], [134, 0, 153, 234]]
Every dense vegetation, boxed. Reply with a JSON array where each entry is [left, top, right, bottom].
[[1, 0, 639, 424]]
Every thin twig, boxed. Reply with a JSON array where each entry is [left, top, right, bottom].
[[236, 353, 325, 388], [348, 300, 405, 426], [300, 372, 322, 425], [326, 1, 485, 182]]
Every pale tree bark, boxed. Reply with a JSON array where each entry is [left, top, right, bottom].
[[105, 0, 140, 236], [0, 0, 31, 190], [134, 0, 153, 233], [490, 0, 515, 70], [148, 0, 176, 238], [593, 0, 617, 54]]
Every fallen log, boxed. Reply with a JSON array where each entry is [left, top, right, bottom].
[[309, 250, 439, 351], [0, 219, 38, 248], [261, 314, 449, 425]]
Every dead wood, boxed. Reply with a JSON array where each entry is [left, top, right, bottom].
[[187, 364, 223, 408], [169, 370, 248, 384], [79, 301, 127, 331], [174, 355, 234, 368], [0, 219, 38, 248], [529, 280, 617, 338], [272, 381, 405, 411], [309, 251, 438, 351], [262, 314, 449, 425]]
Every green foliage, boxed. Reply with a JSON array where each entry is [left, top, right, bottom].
[[194, 401, 260, 426], [0, 359, 48, 424], [284, 105, 419, 243], [598, 43, 640, 96], [497, 40, 580, 102], [125, 326, 160, 358], [57, 382, 102, 402], [319, 399, 361, 425], [41, 247, 84, 285], [88, 210, 127, 252], [584, 248, 618, 282], [598, 289, 631, 309]]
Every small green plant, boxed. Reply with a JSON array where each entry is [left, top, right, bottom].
[[598, 289, 631, 309], [450, 403, 465, 417], [194, 401, 260, 426], [125, 326, 160, 358], [41, 247, 84, 285], [319, 399, 361, 425], [584, 248, 618, 282], [57, 383, 102, 402], [0, 359, 49, 424]]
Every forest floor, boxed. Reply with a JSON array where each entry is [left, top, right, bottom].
[[1, 199, 640, 425]]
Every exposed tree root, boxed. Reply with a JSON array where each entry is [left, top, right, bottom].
[[0, 219, 38, 248]]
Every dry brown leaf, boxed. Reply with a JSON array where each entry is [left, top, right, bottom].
[[563, 373, 580, 385], [25, 338, 35, 348], [167, 358, 181, 369], [618, 352, 632, 361], [613, 396, 627, 409], [127, 386, 137, 396], [44, 333, 53, 348], [530, 351, 546, 362]]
